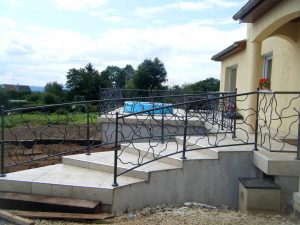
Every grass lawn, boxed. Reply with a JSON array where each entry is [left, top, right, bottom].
[[1, 112, 99, 128]]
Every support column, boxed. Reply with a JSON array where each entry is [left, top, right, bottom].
[[247, 41, 263, 133]]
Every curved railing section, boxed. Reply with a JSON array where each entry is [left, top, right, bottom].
[[0, 90, 299, 183]]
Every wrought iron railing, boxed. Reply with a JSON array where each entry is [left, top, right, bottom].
[[0, 90, 299, 184]]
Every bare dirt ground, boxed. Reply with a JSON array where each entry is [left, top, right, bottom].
[[1, 204, 299, 225], [3, 124, 107, 173]]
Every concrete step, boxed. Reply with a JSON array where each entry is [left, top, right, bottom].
[[121, 141, 218, 162], [63, 151, 180, 180], [0, 164, 144, 205]]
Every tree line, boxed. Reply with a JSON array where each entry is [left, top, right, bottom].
[[0, 57, 220, 107]]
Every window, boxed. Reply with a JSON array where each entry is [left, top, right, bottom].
[[263, 53, 273, 80], [227, 65, 237, 92]]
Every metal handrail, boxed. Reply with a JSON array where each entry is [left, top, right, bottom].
[[0, 90, 299, 184]]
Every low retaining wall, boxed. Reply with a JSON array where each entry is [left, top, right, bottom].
[[112, 151, 256, 213]]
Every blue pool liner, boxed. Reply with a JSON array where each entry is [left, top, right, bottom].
[[124, 101, 173, 114]]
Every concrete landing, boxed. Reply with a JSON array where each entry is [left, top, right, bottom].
[[176, 135, 254, 153], [253, 149, 300, 176]]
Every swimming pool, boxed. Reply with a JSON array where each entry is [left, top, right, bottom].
[[124, 101, 173, 114]]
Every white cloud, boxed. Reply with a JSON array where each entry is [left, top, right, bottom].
[[0, 17, 17, 29], [135, 0, 241, 17], [54, 0, 107, 11], [0, 16, 246, 86], [90, 11, 124, 23]]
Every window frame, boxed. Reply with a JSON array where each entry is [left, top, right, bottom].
[[263, 53, 273, 80], [227, 64, 238, 92]]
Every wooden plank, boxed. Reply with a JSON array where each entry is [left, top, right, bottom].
[[0, 210, 35, 225], [0, 192, 101, 211], [9, 210, 113, 221]]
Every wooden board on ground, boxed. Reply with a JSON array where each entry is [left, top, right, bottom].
[[9, 210, 113, 221], [0, 210, 35, 225], [0, 192, 101, 213]]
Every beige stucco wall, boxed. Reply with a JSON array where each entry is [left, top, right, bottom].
[[218, 0, 300, 136]]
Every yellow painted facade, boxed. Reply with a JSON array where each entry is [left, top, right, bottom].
[[218, 0, 300, 136]]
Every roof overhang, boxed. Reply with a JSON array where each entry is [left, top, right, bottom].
[[211, 40, 247, 61], [233, 0, 282, 23]]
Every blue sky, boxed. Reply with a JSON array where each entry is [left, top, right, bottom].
[[0, 0, 247, 87]]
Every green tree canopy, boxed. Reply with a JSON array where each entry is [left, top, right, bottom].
[[100, 66, 123, 88], [133, 58, 167, 90], [66, 63, 103, 100], [100, 64, 136, 88], [45, 81, 64, 96]]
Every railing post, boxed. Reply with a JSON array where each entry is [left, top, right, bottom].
[[86, 103, 91, 155], [112, 112, 119, 187], [181, 95, 188, 160], [221, 93, 224, 130], [161, 103, 165, 144], [1, 105, 6, 177], [212, 97, 215, 125], [254, 88, 260, 151], [232, 88, 237, 138], [295, 113, 300, 160]]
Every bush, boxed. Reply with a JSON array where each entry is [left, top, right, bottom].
[[0, 89, 9, 107], [43, 93, 59, 105], [26, 93, 43, 103]]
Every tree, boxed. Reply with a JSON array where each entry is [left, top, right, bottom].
[[100, 66, 123, 88], [100, 65, 136, 88], [133, 58, 167, 90], [66, 63, 103, 100], [45, 82, 63, 96], [122, 64, 135, 81]]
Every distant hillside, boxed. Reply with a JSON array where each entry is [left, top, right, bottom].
[[30, 86, 44, 93]]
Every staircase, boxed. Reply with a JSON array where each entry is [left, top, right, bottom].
[[0, 135, 256, 213]]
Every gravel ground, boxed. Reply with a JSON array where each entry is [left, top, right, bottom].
[[0, 203, 299, 225]]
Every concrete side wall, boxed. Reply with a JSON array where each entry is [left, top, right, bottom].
[[275, 175, 299, 213], [112, 151, 256, 213]]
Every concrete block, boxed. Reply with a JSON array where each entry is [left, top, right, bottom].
[[239, 178, 281, 212]]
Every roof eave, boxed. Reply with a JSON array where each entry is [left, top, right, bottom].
[[211, 40, 247, 62]]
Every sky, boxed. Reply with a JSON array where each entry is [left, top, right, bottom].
[[0, 0, 247, 87]]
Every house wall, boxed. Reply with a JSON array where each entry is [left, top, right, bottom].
[[219, 0, 300, 136], [260, 35, 300, 136]]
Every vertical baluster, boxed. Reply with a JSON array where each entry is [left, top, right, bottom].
[[86, 103, 91, 155], [1, 105, 5, 177], [182, 95, 188, 160], [112, 112, 119, 187], [161, 103, 165, 144], [232, 88, 237, 138], [254, 88, 260, 151]]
